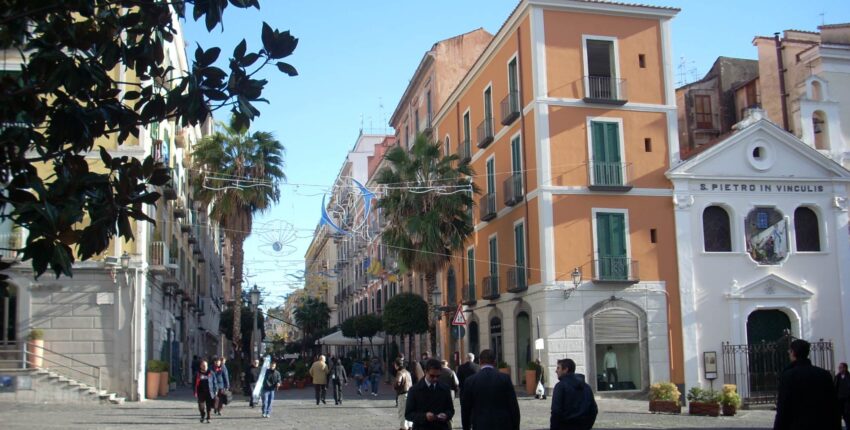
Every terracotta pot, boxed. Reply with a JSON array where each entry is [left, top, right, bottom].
[[26, 339, 44, 368], [721, 404, 737, 416], [525, 370, 537, 395], [649, 400, 681, 414], [281, 381, 291, 390], [158, 371, 169, 396], [296, 380, 306, 389], [146, 371, 160, 399], [689, 402, 720, 417]]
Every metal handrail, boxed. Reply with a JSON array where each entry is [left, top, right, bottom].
[[18, 341, 102, 391]]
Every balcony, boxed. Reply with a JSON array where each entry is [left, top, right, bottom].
[[0, 231, 23, 260], [503, 173, 524, 206], [588, 161, 633, 192], [506, 266, 527, 293], [173, 204, 186, 219], [149, 241, 168, 273], [500, 91, 520, 126], [591, 257, 639, 284], [583, 76, 628, 105], [479, 193, 496, 222], [476, 117, 494, 148], [180, 223, 191, 233], [462, 284, 477, 305], [457, 138, 472, 163], [482, 275, 500, 300], [421, 113, 433, 137]]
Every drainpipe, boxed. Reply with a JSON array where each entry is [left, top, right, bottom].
[[517, 28, 531, 286], [774, 33, 790, 131]]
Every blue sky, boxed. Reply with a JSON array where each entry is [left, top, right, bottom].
[[181, 0, 850, 307]]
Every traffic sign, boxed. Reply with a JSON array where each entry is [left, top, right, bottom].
[[451, 304, 466, 326], [451, 325, 466, 339]]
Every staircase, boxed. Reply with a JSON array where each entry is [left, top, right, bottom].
[[0, 342, 124, 405]]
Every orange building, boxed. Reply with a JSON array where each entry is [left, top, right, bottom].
[[430, 0, 684, 394]]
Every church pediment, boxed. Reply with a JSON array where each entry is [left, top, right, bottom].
[[726, 274, 814, 300], [668, 119, 850, 181]]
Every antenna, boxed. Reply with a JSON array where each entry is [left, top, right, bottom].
[[819, 12, 825, 26]]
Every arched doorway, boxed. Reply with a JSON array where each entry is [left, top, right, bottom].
[[468, 320, 480, 358], [490, 317, 503, 365], [746, 309, 791, 344], [515, 312, 531, 383], [0, 283, 17, 344], [585, 298, 649, 392]]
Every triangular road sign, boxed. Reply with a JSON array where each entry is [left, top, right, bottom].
[[451, 304, 467, 326]]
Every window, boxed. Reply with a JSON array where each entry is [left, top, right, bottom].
[[490, 317, 503, 364], [694, 95, 713, 129], [703, 206, 732, 252], [644, 138, 652, 152], [585, 38, 618, 100], [595, 212, 628, 280], [404, 125, 409, 148], [638, 54, 646, 68], [510, 136, 522, 175], [463, 111, 471, 145], [794, 207, 821, 252], [486, 158, 495, 195], [514, 223, 526, 290], [745, 208, 788, 265], [426, 90, 432, 129], [444, 135, 450, 156], [467, 248, 475, 300], [415, 109, 420, 134], [447, 267, 457, 305], [488, 236, 498, 277], [590, 121, 623, 186], [484, 86, 493, 131]]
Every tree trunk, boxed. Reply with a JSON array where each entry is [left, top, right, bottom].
[[425, 271, 438, 356], [231, 232, 245, 358]]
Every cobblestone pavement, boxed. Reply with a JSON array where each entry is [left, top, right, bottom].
[[0, 383, 775, 429]]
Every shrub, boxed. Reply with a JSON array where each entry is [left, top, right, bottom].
[[720, 385, 741, 407], [649, 382, 681, 405], [498, 361, 509, 369], [147, 360, 166, 372], [293, 360, 308, 380], [687, 387, 721, 404], [27, 329, 44, 341]]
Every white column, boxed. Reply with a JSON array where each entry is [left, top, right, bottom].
[[672, 185, 699, 391]]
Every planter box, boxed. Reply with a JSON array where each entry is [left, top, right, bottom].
[[721, 405, 737, 416], [689, 402, 720, 417], [649, 400, 681, 414]]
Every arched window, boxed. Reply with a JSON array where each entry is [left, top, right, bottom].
[[444, 135, 451, 156], [794, 207, 821, 252], [703, 206, 731, 252]]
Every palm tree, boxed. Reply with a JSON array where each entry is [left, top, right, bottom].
[[192, 119, 285, 359], [375, 133, 478, 354]]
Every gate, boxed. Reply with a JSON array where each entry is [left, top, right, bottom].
[[722, 334, 834, 407]]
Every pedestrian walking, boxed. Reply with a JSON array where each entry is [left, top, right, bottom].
[[191, 355, 200, 382], [550, 358, 597, 430], [352, 359, 366, 395], [774, 339, 839, 429], [309, 354, 330, 405], [438, 360, 460, 398], [460, 349, 520, 430], [245, 359, 261, 408], [329, 357, 348, 405], [405, 359, 455, 430], [369, 356, 383, 396], [410, 358, 425, 385], [836, 362, 850, 429], [211, 357, 231, 415], [456, 353, 479, 397], [394, 358, 413, 430], [193, 360, 218, 424], [260, 361, 281, 418]]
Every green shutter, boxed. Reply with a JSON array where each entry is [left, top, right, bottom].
[[511, 137, 521, 173], [489, 237, 498, 276], [486, 158, 495, 194], [467, 248, 475, 290], [591, 121, 622, 185], [596, 212, 627, 280]]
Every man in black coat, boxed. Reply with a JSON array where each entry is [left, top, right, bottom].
[[456, 352, 480, 397], [774, 339, 840, 430], [460, 349, 520, 430], [550, 358, 597, 430], [836, 362, 850, 429], [405, 358, 455, 430], [245, 359, 261, 408]]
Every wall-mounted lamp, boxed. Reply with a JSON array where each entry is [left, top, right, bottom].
[[565, 267, 582, 299]]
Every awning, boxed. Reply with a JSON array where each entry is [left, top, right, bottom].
[[316, 330, 385, 346]]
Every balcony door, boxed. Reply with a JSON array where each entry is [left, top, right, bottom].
[[596, 212, 627, 280], [591, 121, 623, 186]]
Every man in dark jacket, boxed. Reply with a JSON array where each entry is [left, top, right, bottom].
[[260, 361, 281, 418], [330, 356, 348, 405], [774, 339, 840, 430], [550, 358, 597, 430], [245, 359, 261, 408], [836, 362, 850, 429], [460, 349, 520, 430], [456, 353, 480, 397], [405, 358, 455, 430]]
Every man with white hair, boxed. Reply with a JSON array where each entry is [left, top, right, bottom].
[[309, 355, 330, 405], [456, 353, 480, 398]]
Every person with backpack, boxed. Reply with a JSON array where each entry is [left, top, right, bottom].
[[550, 358, 597, 430]]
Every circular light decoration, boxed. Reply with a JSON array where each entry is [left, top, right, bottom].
[[256, 219, 298, 257]]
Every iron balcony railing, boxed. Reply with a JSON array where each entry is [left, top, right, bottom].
[[421, 113, 433, 136], [591, 257, 639, 283], [149, 241, 167, 271], [583, 75, 628, 104], [500, 90, 520, 126], [506, 266, 527, 293], [462, 283, 477, 305], [503, 172, 524, 206], [479, 193, 497, 222], [476, 116, 494, 148], [0, 231, 23, 260], [588, 161, 633, 191], [458, 138, 472, 162], [482, 275, 500, 300]]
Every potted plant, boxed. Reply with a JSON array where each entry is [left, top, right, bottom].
[[687, 387, 721, 417], [26, 329, 44, 368], [294, 361, 308, 389], [498, 361, 511, 379], [525, 361, 541, 395], [158, 360, 170, 396], [720, 384, 741, 416], [648, 382, 682, 414], [146, 360, 162, 399]]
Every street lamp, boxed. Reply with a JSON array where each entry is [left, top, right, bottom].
[[565, 267, 582, 299], [250, 284, 260, 361]]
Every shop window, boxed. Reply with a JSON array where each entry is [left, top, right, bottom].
[[593, 309, 641, 391]]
